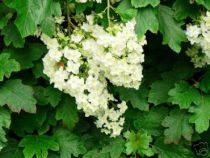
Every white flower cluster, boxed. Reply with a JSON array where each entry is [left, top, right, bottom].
[[41, 15, 146, 137], [186, 11, 210, 68]]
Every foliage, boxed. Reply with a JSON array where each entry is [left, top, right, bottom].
[[0, 0, 209, 158]]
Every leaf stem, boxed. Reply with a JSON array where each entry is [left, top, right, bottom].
[[66, 2, 71, 36], [107, 0, 111, 27]]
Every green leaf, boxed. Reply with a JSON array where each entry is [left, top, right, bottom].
[[0, 17, 8, 30], [189, 95, 210, 133], [134, 107, 168, 136], [0, 139, 24, 158], [0, 53, 20, 82], [198, 69, 210, 93], [131, 0, 160, 8], [45, 86, 62, 107], [84, 137, 125, 158], [158, 5, 186, 53], [4, 0, 61, 37], [32, 62, 47, 79], [75, 2, 93, 14], [148, 76, 175, 105], [101, 137, 125, 158], [116, 0, 137, 22], [11, 107, 48, 137], [83, 150, 109, 158], [19, 135, 59, 158], [124, 131, 154, 157], [195, 0, 210, 10], [168, 81, 200, 109], [56, 96, 78, 129], [173, 0, 200, 20], [135, 6, 159, 38], [34, 86, 49, 106], [48, 152, 59, 158], [83, 150, 105, 158], [40, 17, 55, 37], [0, 79, 37, 113], [154, 138, 193, 158], [162, 108, 193, 144], [54, 129, 87, 158], [0, 108, 11, 149], [148, 65, 192, 106], [114, 83, 149, 111], [34, 86, 62, 107], [2, 23, 25, 48], [3, 43, 46, 70]]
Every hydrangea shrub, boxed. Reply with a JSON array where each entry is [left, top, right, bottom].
[[0, 0, 210, 158]]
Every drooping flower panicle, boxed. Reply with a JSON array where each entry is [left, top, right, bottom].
[[186, 11, 210, 68], [41, 15, 146, 137]]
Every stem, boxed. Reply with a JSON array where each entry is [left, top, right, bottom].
[[67, 2, 71, 36], [107, 0, 111, 27]]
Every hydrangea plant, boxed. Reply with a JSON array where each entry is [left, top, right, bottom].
[[0, 0, 210, 158]]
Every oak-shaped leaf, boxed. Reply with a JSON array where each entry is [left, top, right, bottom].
[[131, 0, 160, 8], [0, 79, 36, 113], [55, 95, 79, 129], [2, 23, 25, 48], [153, 138, 194, 158], [19, 135, 59, 158], [158, 5, 186, 53], [4, 0, 61, 37], [162, 108, 193, 144], [134, 107, 168, 136], [3, 43, 46, 70], [135, 6, 159, 38], [173, 0, 200, 20], [0, 108, 11, 149], [54, 129, 87, 158], [114, 83, 149, 111], [116, 0, 137, 22], [0, 139, 23, 158], [196, 0, 210, 10], [168, 81, 200, 109], [0, 53, 20, 82], [124, 131, 154, 157], [189, 95, 210, 133]]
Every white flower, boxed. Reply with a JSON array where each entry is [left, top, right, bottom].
[[48, 49, 63, 62], [186, 11, 210, 67], [54, 16, 65, 24], [41, 15, 145, 137], [63, 47, 81, 62], [66, 61, 80, 74], [186, 25, 201, 40], [71, 34, 83, 43], [41, 34, 59, 50]]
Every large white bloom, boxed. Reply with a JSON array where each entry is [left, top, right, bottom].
[[186, 11, 210, 67], [41, 15, 146, 137]]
